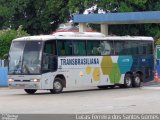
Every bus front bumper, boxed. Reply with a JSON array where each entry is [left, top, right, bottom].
[[8, 75, 42, 89], [9, 82, 41, 89]]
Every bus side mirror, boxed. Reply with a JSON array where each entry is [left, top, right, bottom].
[[3, 53, 9, 59]]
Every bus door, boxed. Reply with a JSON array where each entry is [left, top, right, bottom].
[[41, 40, 57, 89]]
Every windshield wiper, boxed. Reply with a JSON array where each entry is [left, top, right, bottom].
[[23, 65, 30, 74], [13, 56, 22, 74]]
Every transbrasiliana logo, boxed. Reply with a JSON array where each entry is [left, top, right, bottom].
[[1, 114, 18, 120]]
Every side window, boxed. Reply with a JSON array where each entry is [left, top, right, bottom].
[[44, 41, 56, 55], [146, 42, 153, 54], [137, 41, 153, 55], [130, 41, 138, 55], [87, 41, 101, 55], [125, 41, 132, 54], [125, 41, 138, 55], [42, 40, 57, 72], [138, 41, 146, 55], [100, 41, 113, 55], [73, 41, 86, 55], [57, 40, 72, 56], [114, 41, 126, 55]]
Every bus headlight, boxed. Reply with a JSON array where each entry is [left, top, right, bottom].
[[31, 79, 40, 82], [8, 78, 14, 82]]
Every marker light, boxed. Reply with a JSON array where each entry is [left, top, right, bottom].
[[31, 79, 40, 82], [8, 78, 14, 82]]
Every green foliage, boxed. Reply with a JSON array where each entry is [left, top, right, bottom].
[[69, 0, 160, 38], [155, 38, 160, 45], [0, 0, 69, 35], [69, 0, 94, 14], [0, 27, 29, 58], [0, 0, 160, 37]]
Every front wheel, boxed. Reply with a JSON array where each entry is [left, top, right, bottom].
[[50, 78, 63, 94], [24, 89, 37, 94]]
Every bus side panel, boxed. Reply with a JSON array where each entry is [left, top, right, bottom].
[[116, 56, 133, 84], [57, 55, 154, 88], [131, 55, 154, 82], [58, 56, 113, 87], [58, 56, 133, 87]]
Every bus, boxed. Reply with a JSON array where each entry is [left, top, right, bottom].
[[8, 32, 154, 94]]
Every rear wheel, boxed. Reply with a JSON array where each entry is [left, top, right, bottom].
[[97, 86, 108, 89], [24, 89, 37, 94], [108, 85, 115, 89], [124, 74, 132, 88], [50, 78, 63, 94], [132, 74, 141, 87]]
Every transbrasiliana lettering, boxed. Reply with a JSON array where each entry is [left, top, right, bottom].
[[60, 58, 99, 65]]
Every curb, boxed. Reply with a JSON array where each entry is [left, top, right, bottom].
[[143, 81, 160, 86], [142, 81, 160, 89], [0, 87, 9, 90], [141, 87, 160, 90]]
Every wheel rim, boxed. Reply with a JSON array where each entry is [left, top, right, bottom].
[[126, 77, 131, 86], [54, 81, 62, 91], [135, 77, 140, 84]]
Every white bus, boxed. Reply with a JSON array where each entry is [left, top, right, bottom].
[[8, 32, 154, 94]]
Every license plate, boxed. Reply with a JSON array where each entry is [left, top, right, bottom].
[[16, 84, 25, 88]]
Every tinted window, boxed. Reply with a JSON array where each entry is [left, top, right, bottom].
[[57, 40, 72, 56], [100, 41, 114, 55], [114, 40, 153, 55], [44, 41, 56, 55], [87, 41, 101, 55], [146, 42, 153, 54], [126, 41, 138, 55], [73, 41, 86, 55], [138, 41, 146, 54], [114, 41, 127, 55], [42, 40, 57, 72]]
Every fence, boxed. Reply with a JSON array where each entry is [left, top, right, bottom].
[[0, 60, 8, 87]]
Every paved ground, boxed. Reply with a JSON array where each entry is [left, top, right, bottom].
[[1, 85, 160, 114]]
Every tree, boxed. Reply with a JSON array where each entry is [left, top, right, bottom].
[[69, 0, 160, 38], [0, 26, 29, 58], [69, 0, 95, 14], [0, 0, 70, 35]]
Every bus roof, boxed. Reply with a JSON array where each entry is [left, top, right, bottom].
[[13, 32, 154, 41]]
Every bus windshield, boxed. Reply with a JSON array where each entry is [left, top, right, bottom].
[[9, 41, 43, 75]]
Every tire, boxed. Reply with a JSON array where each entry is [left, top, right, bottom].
[[124, 74, 132, 88], [50, 78, 63, 94], [119, 84, 125, 88], [108, 85, 115, 89], [97, 86, 108, 89], [24, 89, 37, 94], [132, 74, 141, 87]]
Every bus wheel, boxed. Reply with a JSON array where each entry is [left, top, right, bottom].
[[132, 74, 141, 87], [124, 74, 132, 88], [97, 86, 108, 89], [109, 85, 115, 89], [24, 89, 37, 94], [50, 78, 63, 94]]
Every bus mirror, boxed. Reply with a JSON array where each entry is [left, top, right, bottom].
[[3, 53, 9, 60]]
